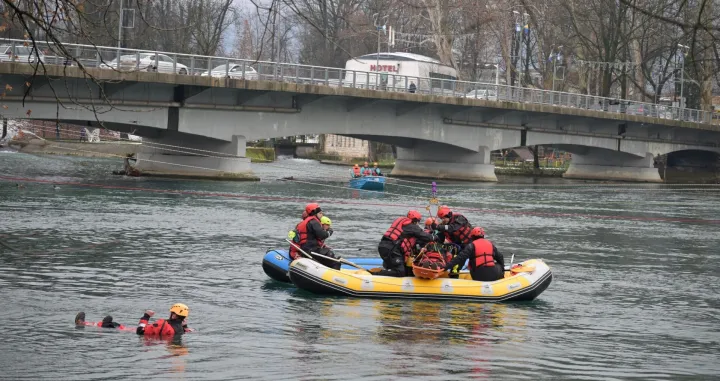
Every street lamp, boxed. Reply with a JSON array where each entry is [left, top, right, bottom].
[[551, 45, 563, 91], [677, 44, 690, 108]]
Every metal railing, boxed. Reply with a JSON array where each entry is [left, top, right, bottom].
[[0, 38, 714, 126]]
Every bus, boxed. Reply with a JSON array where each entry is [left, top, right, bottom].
[[342, 52, 458, 94]]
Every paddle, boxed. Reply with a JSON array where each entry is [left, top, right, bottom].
[[504, 253, 515, 271], [310, 251, 369, 272], [285, 239, 313, 259], [285, 239, 369, 272]]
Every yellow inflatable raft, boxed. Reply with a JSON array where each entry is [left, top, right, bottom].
[[288, 258, 552, 302]]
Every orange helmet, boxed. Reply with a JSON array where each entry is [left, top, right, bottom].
[[424, 217, 435, 227], [470, 227, 485, 238], [305, 203, 321, 216], [354, 164, 359, 167], [436, 206, 452, 218], [407, 210, 422, 222]]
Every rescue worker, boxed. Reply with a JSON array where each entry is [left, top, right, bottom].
[[135, 304, 192, 337], [424, 217, 436, 233], [376, 210, 436, 277], [362, 161, 372, 176], [288, 210, 310, 259], [74, 303, 193, 337], [434, 206, 473, 248], [352, 164, 362, 178], [295, 203, 341, 269], [445, 227, 505, 282], [372, 162, 383, 176]]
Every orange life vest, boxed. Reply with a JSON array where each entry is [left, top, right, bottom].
[[471, 239, 495, 268], [353, 167, 361, 176], [384, 217, 413, 242], [143, 319, 177, 337], [444, 214, 473, 244], [363, 168, 372, 176], [400, 236, 416, 260], [289, 244, 299, 259], [296, 216, 320, 246]]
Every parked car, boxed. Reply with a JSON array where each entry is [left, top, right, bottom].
[[99, 53, 188, 74], [625, 103, 653, 116], [465, 89, 498, 101], [200, 63, 258, 79], [657, 105, 674, 119], [0, 44, 45, 64]]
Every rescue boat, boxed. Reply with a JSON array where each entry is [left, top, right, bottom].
[[288, 258, 552, 302], [262, 249, 383, 283]]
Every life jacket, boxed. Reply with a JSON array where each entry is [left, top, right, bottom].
[[383, 217, 413, 242], [296, 216, 320, 246], [471, 239, 495, 268], [353, 167, 361, 176], [444, 214, 473, 245], [363, 168, 372, 176], [400, 236, 416, 261], [288, 229, 301, 259], [143, 319, 177, 337]]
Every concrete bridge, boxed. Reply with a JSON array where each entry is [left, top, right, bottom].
[[1, 62, 719, 182]]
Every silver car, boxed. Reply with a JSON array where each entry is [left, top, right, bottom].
[[0, 44, 45, 64], [99, 53, 189, 74], [465, 89, 498, 101], [200, 63, 258, 79]]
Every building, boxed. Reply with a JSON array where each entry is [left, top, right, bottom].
[[323, 134, 369, 159]]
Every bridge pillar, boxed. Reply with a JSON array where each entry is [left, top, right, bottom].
[[563, 147, 661, 182], [134, 133, 257, 180], [391, 142, 497, 181]]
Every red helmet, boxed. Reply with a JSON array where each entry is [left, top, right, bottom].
[[470, 227, 485, 238], [305, 203, 321, 216], [407, 210, 422, 221], [436, 206, 451, 218], [424, 217, 435, 227]]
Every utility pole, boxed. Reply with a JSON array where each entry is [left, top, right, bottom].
[[116, 0, 123, 61], [551, 46, 563, 91], [678, 44, 689, 108]]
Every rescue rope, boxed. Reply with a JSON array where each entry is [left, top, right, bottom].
[[3, 175, 719, 225]]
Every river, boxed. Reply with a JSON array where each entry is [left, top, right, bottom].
[[1, 152, 719, 380]]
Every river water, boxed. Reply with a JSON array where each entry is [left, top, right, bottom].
[[1, 152, 719, 380]]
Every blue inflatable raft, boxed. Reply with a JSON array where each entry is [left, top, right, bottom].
[[263, 249, 383, 283], [349, 176, 385, 191]]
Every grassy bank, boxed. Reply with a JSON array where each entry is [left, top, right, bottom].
[[246, 147, 276, 162]]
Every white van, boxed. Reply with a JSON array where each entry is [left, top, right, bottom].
[[342, 52, 458, 95]]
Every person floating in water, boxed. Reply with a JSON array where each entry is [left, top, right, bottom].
[[75, 303, 193, 337]]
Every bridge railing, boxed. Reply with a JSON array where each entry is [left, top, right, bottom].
[[0, 38, 714, 126]]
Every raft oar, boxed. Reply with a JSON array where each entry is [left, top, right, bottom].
[[285, 239, 369, 273], [285, 239, 314, 259], [310, 251, 370, 273], [504, 253, 515, 271]]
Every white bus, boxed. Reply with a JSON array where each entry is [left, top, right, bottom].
[[342, 52, 458, 94]]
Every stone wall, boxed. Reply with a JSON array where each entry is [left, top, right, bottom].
[[323, 134, 369, 159]]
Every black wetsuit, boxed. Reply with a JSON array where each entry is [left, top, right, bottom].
[[377, 222, 435, 277]]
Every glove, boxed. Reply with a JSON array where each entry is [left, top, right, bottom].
[[327, 228, 334, 236]]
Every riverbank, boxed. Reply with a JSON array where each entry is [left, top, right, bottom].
[[11, 139, 141, 157], [11, 139, 276, 164], [321, 159, 567, 177]]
